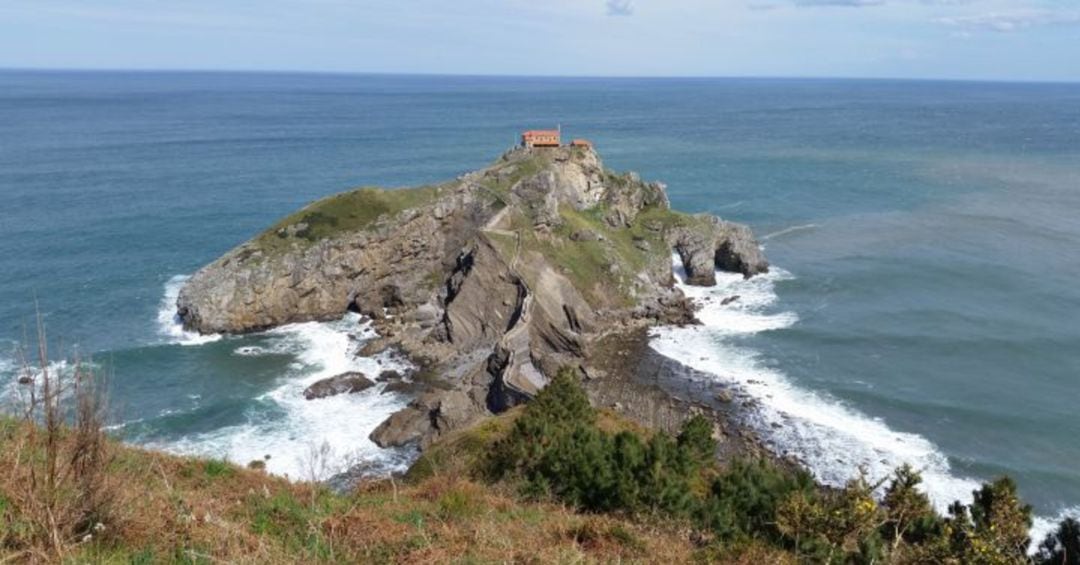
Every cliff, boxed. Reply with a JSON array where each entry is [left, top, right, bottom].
[[176, 145, 768, 447]]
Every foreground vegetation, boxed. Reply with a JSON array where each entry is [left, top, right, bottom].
[[3, 354, 1078, 563]]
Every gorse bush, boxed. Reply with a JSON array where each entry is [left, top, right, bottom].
[[486, 366, 1064, 564], [703, 457, 815, 542], [490, 368, 716, 515]]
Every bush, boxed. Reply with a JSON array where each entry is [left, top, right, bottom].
[[880, 464, 939, 549], [702, 458, 815, 542], [489, 367, 720, 517], [1, 322, 116, 559], [1037, 517, 1080, 565]]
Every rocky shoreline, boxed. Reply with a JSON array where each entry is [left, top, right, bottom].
[[176, 145, 773, 469]]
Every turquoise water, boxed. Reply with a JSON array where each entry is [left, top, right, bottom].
[[1, 71, 1078, 525]]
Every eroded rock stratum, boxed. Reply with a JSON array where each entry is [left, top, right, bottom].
[[177, 146, 768, 447]]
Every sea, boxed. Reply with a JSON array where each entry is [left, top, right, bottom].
[[1, 70, 1078, 536]]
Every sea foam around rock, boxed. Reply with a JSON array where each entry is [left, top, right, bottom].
[[147, 276, 415, 480], [158, 275, 223, 346], [653, 255, 1073, 548], [652, 257, 984, 512]]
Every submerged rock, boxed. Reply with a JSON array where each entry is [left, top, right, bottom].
[[302, 372, 375, 400], [376, 369, 404, 382]]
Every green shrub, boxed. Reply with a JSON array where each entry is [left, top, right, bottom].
[[248, 491, 332, 559], [480, 365, 1057, 563], [203, 458, 235, 478], [437, 488, 480, 521], [700, 458, 814, 543], [880, 464, 939, 548], [1037, 517, 1080, 565], [491, 368, 731, 518]]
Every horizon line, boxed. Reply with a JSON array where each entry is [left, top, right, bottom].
[[2, 65, 1079, 86]]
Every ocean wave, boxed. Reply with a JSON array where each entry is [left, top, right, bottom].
[[653, 255, 983, 515], [149, 312, 412, 480], [156, 275, 222, 346], [761, 223, 819, 241], [0, 358, 99, 409]]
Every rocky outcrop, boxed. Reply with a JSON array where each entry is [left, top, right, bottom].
[[602, 174, 670, 228], [178, 144, 770, 449], [370, 384, 488, 448], [670, 215, 769, 284], [303, 372, 375, 400], [177, 183, 498, 335], [440, 239, 523, 351], [712, 218, 769, 277]]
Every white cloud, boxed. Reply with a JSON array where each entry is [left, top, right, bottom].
[[936, 9, 1080, 32], [795, 0, 886, 6], [752, 0, 974, 9], [606, 0, 634, 16]]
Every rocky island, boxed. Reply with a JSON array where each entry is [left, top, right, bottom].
[[176, 144, 769, 455]]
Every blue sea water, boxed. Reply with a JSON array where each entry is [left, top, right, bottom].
[[1, 70, 1079, 527]]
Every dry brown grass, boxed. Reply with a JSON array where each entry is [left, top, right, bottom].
[[0, 324, 758, 563], [0, 422, 708, 563], [1, 317, 120, 563]]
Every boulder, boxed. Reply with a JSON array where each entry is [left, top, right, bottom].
[[369, 406, 431, 447], [376, 369, 404, 382], [302, 372, 375, 400], [369, 389, 486, 448], [381, 381, 423, 396]]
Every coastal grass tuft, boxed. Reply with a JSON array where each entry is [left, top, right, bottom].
[[250, 184, 445, 256]]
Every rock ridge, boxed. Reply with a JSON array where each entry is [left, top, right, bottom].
[[177, 145, 769, 448]]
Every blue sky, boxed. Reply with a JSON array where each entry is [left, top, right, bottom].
[[1, 0, 1078, 81]]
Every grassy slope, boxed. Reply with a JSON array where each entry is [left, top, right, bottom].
[[1, 415, 755, 564], [242, 150, 547, 260], [249, 184, 446, 256], [510, 203, 695, 308]]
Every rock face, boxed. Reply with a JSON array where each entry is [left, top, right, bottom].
[[303, 372, 375, 400], [670, 215, 769, 285], [177, 182, 493, 334], [178, 145, 769, 447]]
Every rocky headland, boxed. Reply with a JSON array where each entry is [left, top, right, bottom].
[[177, 145, 769, 457]]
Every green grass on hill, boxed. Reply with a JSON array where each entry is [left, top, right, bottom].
[[250, 184, 446, 256], [511, 202, 680, 307]]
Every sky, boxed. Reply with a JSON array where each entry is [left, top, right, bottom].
[[1, 0, 1078, 81]]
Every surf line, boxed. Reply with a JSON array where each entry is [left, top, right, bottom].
[[761, 223, 819, 241]]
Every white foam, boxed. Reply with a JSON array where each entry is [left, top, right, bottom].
[[1032, 505, 1080, 550], [233, 345, 270, 357], [0, 358, 97, 410], [156, 275, 222, 346], [152, 313, 412, 480], [0, 353, 15, 385], [654, 255, 982, 515]]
